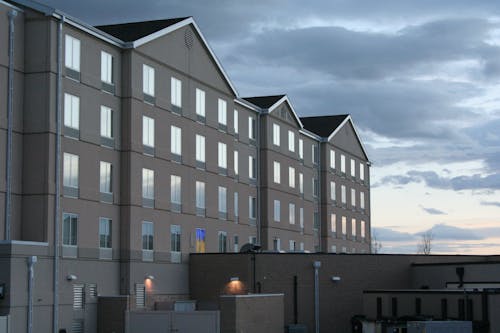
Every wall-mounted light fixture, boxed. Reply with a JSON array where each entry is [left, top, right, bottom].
[[145, 275, 155, 280], [331, 276, 341, 282], [230, 277, 239, 282], [66, 274, 77, 281]]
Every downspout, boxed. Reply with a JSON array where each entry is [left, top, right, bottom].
[[256, 111, 262, 245], [5, 9, 18, 241], [317, 141, 322, 252], [53, 14, 64, 333], [27, 256, 37, 333], [313, 261, 321, 333]]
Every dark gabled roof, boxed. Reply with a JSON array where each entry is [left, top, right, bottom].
[[300, 115, 349, 137], [242, 95, 286, 109], [95, 18, 190, 42]]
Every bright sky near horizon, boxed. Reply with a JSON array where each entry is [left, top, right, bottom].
[[35, 0, 500, 254]]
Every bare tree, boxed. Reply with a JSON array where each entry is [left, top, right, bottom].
[[417, 231, 433, 255], [370, 232, 383, 254]]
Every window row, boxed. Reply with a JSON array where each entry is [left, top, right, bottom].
[[272, 123, 318, 164], [330, 150, 366, 182], [330, 182, 366, 210], [273, 161, 317, 196], [142, 170, 258, 220], [271, 237, 305, 252], [329, 214, 367, 238], [62, 213, 256, 261], [65, 35, 114, 93]]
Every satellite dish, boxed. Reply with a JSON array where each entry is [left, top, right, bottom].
[[239, 243, 261, 253]]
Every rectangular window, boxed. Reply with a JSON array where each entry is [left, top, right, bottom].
[[341, 185, 346, 204], [171, 77, 182, 107], [141, 221, 154, 251], [234, 110, 239, 134], [361, 221, 366, 238], [63, 213, 78, 246], [351, 188, 356, 207], [274, 200, 281, 222], [142, 116, 154, 148], [273, 238, 281, 251], [234, 192, 239, 218], [314, 211, 319, 229], [170, 175, 182, 205], [289, 203, 295, 224], [298, 139, 303, 160], [249, 196, 257, 220], [218, 231, 227, 253], [142, 64, 155, 97], [273, 161, 281, 184], [289, 240, 296, 252], [300, 207, 304, 229], [341, 154, 346, 174], [196, 228, 206, 253], [351, 159, 356, 178], [218, 142, 227, 170], [330, 150, 335, 169], [101, 51, 113, 84], [195, 181, 205, 210], [100, 106, 113, 138], [249, 156, 256, 179], [218, 186, 227, 219], [273, 123, 280, 146], [313, 178, 319, 197], [234, 151, 239, 176], [360, 163, 365, 181], [233, 235, 239, 252], [65, 35, 80, 71], [330, 181, 336, 201], [99, 217, 112, 248], [330, 214, 336, 233], [288, 131, 295, 152], [248, 116, 256, 140], [360, 192, 365, 209], [171, 126, 182, 156], [342, 216, 347, 235], [352, 218, 357, 236], [170, 225, 181, 263], [142, 168, 154, 200], [289, 167, 295, 188], [299, 173, 304, 194], [99, 161, 112, 193], [312, 144, 318, 164], [64, 93, 80, 130], [196, 88, 205, 117], [63, 153, 79, 189], [195, 134, 205, 164], [218, 99, 227, 126]]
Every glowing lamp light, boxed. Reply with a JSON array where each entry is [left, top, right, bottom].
[[226, 277, 245, 295]]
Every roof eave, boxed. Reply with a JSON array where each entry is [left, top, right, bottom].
[[327, 115, 370, 162], [267, 95, 304, 129], [131, 17, 239, 97]]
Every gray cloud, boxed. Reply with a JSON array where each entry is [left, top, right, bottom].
[[421, 206, 447, 215], [481, 201, 500, 207], [421, 223, 483, 240], [379, 170, 500, 190], [373, 227, 416, 242]]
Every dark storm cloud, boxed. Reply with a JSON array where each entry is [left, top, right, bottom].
[[236, 18, 499, 80], [421, 206, 447, 215], [378, 170, 500, 190]]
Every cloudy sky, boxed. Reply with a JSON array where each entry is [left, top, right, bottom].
[[36, 0, 500, 254]]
